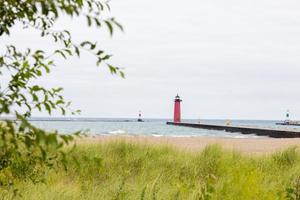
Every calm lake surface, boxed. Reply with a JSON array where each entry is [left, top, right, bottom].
[[29, 118, 300, 138]]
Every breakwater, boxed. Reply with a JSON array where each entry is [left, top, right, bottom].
[[166, 122, 300, 138]]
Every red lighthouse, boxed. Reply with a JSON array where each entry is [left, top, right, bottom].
[[173, 94, 182, 123]]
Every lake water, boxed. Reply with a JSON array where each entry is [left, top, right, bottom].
[[29, 118, 300, 138]]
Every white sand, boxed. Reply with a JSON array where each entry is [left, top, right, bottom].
[[81, 136, 300, 155]]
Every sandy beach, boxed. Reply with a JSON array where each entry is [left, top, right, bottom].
[[82, 136, 300, 155]]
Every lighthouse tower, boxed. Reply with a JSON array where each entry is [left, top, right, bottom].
[[173, 94, 182, 123], [138, 110, 143, 122], [285, 110, 290, 122]]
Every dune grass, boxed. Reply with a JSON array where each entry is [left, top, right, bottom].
[[2, 140, 300, 200]]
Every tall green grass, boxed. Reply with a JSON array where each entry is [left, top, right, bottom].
[[2, 141, 300, 200]]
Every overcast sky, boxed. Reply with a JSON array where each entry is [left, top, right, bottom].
[[2, 0, 300, 120]]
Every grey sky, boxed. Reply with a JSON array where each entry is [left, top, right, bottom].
[[2, 0, 300, 119]]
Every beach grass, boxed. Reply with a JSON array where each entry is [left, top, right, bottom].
[[3, 140, 300, 200]]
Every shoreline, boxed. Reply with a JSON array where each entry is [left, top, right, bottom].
[[80, 135, 300, 155]]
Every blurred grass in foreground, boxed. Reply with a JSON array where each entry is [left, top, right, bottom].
[[3, 141, 300, 200]]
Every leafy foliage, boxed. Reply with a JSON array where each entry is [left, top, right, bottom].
[[0, 0, 122, 196], [0, 119, 77, 195]]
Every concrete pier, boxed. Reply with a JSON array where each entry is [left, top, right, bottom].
[[276, 121, 300, 126], [166, 122, 300, 138]]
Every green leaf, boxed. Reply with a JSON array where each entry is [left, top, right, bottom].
[[87, 16, 92, 26], [44, 102, 51, 114], [112, 19, 124, 32], [64, 49, 72, 56], [94, 18, 101, 27], [31, 85, 40, 91], [96, 50, 104, 55], [102, 55, 112, 60], [105, 21, 113, 36], [119, 71, 125, 78], [107, 64, 117, 74], [32, 94, 38, 101], [55, 50, 67, 59], [74, 46, 80, 57], [60, 107, 66, 115], [80, 41, 92, 48]]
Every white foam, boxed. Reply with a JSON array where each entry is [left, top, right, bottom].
[[109, 129, 127, 135], [151, 134, 163, 137]]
